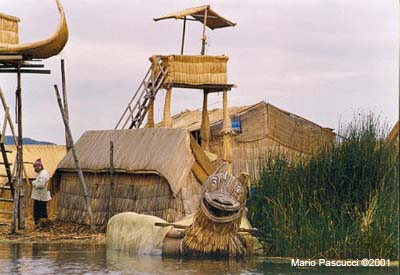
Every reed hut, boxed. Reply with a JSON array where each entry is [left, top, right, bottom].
[[0, 145, 67, 218], [54, 128, 206, 226], [164, 101, 336, 182]]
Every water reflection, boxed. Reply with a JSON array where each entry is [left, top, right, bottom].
[[0, 243, 397, 275]]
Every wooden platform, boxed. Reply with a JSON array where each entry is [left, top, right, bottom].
[[0, 54, 50, 74], [168, 82, 235, 92]]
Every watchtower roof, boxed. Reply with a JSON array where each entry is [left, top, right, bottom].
[[154, 5, 236, 29]]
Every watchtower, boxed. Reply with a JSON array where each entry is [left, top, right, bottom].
[[115, 5, 236, 170]]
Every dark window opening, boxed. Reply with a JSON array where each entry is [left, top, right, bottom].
[[191, 130, 201, 145]]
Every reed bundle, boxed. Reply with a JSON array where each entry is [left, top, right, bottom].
[[182, 210, 250, 257], [153, 55, 228, 85], [0, 13, 19, 45]]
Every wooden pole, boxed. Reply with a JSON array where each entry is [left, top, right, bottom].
[[180, 17, 187, 55], [107, 141, 114, 222], [222, 90, 233, 173], [162, 87, 172, 127], [9, 66, 25, 231], [0, 86, 30, 186], [16, 66, 25, 230], [145, 61, 156, 128], [200, 90, 210, 151], [61, 59, 71, 152], [154, 222, 260, 235], [201, 8, 208, 55], [54, 85, 95, 231]]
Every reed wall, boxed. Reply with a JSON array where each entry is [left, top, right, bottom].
[[57, 171, 202, 225], [154, 55, 228, 85]]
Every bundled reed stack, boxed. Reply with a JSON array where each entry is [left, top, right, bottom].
[[154, 55, 228, 85], [162, 87, 172, 128], [0, 13, 19, 45]]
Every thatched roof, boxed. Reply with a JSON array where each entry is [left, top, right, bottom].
[[56, 128, 194, 197], [0, 145, 66, 184], [154, 5, 236, 29]]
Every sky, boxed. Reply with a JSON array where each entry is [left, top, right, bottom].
[[0, 0, 398, 144]]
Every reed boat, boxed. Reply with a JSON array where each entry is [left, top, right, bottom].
[[0, 0, 68, 59], [107, 165, 258, 258]]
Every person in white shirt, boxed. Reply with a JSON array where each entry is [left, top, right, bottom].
[[31, 158, 51, 226]]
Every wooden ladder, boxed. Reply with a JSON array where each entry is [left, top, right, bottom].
[[0, 109, 16, 216], [0, 87, 25, 217], [115, 56, 169, 129]]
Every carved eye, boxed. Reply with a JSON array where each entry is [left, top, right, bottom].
[[236, 186, 242, 194], [209, 178, 218, 191]]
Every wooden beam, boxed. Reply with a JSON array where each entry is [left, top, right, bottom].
[[1, 108, 8, 143], [0, 69, 50, 74], [180, 17, 187, 55], [0, 87, 30, 187], [201, 8, 208, 55], [0, 64, 44, 68], [154, 222, 260, 235], [169, 83, 235, 92], [61, 59, 71, 151], [0, 55, 23, 61], [107, 141, 114, 222]]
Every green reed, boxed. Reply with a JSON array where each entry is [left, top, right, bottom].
[[248, 114, 399, 259]]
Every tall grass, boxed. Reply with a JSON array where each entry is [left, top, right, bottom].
[[248, 115, 399, 259]]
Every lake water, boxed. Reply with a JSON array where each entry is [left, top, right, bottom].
[[0, 243, 397, 275]]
